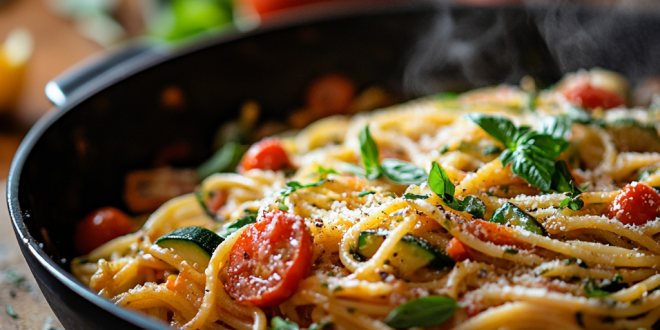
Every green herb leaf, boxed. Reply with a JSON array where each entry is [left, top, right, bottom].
[[308, 322, 333, 330], [583, 279, 614, 298], [403, 193, 429, 200], [6, 303, 18, 319], [279, 180, 326, 211], [270, 316, 299, 330], [465, 113, 517, 148], [357, 191, 376, 197], [538, 115, 573, 140], [429, 162, 485, 219], [340, 162, 367, 177], [385, 296, 459, 329], [359, 125, 381, 180], [552, 160, 585, 210], [504, 248, 519, 255], [219, 212, 257, 238], [467, 114, 570, 192], [381, 159, 428, 185], [318, 166, 339, 176], [482, 145, 502, 155], [564, 258, 588, 268], [490, 202, 548, 236]]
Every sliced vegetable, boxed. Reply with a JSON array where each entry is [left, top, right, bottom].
[[608, 182, 660, 226], [465, 219, 521, 248], [428, 162, 485, 219], [490, 202, 548, 236], [356, 230, 454, 276], [155, 226, 224, 269], [385, 296, 460, 329], [226, 210, 313, 307], [604, 120, 660, 153], [237, 138, 291, 174], [74, 207, 134, 255]]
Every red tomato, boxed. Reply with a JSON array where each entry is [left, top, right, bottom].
[[74, 207, 134, 255], [206, 189, 227, 214], [237, 138, 291, 174], [608, 182, 660, 226], [306, 74, 356, 117], [226, 210, 313, 307], [465, 219, 521, 247], [247, 0, 343, 15], [563, 83, 624, 110], [447, 237, 471, 262]]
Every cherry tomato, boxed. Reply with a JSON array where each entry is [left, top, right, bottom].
[[306, 74, 356, 117], [74, 207, 134, 255], [226, 210, 313, 307], [237, 138, 291, 174], [608, 182, 660, 226], [206, 189, 227, 214], [563, 83, 624, 110], [447, 237, 472, 262]]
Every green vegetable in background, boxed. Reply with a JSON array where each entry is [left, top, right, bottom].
[[385, 296, 460, 329], [149, 0, 234, 42]]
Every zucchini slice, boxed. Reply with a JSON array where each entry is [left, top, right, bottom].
[[155, 226, 224, 269], [357, 230, 454, 277], [490, 202, 548, 236]]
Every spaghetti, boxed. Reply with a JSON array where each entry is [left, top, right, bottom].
[[72, 68, 660, 330]]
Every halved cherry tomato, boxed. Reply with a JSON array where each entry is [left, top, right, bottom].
[[447, 237, 472, 262], [226, 210, 313, 307], [306, 74, 356, 117], [608, 182, 660, 226], [237, 138, 291, 174], [74, 207, 134, 255], [563, 83, 624, 110]]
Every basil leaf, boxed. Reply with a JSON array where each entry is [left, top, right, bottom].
[[318, 166, 339, 176], [340, 162, 367, 177], [358, 191, 376, 197], [270, 316, 299, 330], [538, 115, 572, 140], [219, 212, 257, 238], [482, 145, 502, 155], [510, 146, 555, 192], [552, 160, 585, 210], [385, 296, 459, 329], [6, 303, 18, 319], [566, 105, 592, 124], [465, 113, 517, 148], [381, 159, 428, 185], [429, 162, 485, 218], [491, 202, 548, 236], [403, 193, 429, 200], [359, 125, 381, 180], [584, 279, 614, 298], [279, 180, 326, 211], [308, 322, 333, 330]]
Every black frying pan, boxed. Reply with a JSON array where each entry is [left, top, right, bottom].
[[8, 1, 660, 329]]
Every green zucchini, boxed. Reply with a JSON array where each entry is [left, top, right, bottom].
[[155, 226, 224, 269], [490, 202, 548, 236], [357, 230, 454, 277]]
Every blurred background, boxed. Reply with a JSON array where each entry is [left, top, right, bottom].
[[0, 0, 658, 180]]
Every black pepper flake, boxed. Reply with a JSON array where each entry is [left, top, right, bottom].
[[244, 252, 249, 259], [379, 272, 388, 280]]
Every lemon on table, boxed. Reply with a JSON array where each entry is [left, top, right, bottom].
[[0, 28, 33, 113]]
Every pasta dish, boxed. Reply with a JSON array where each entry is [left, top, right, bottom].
[[71, 68, 660, 330]]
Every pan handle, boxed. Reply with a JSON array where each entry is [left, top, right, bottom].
[[45, 39, 167, 107]]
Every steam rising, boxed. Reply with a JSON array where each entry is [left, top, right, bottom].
[[404, 0, 660, 96]]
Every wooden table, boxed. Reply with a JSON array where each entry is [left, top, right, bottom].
[[0, 0, 104, 328], [0, 181, 63, 330]]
